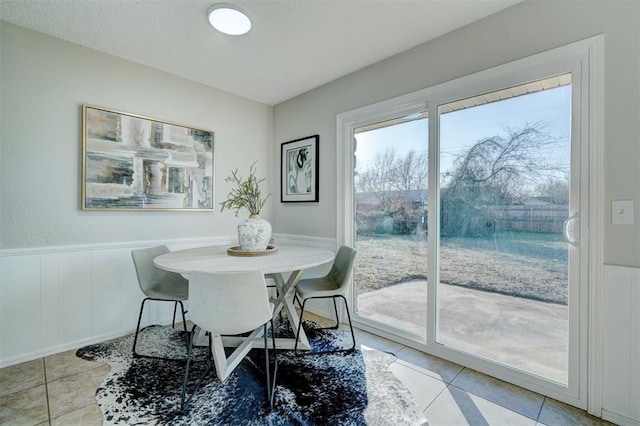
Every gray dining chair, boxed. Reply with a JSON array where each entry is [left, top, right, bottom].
[[181, 271, 278, 413], [131, 245, 189, 359], [294, 245, 357, 354]]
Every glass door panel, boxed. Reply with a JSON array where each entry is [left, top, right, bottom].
[[436, 75, 572, 384], [353, 114, 429, 337]]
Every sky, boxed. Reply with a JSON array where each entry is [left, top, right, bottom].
[[355, 84, 572, 181]]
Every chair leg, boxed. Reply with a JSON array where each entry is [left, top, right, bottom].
[[331, 298, 340, 329], [133, 298, 190, 361], [172, 302, 177, 328], [264, 319, 278, 407], [181, 324, 196, 414], [132, 298, 150, 358], [263, 324, 271, 406], [177, 300, 189, 347], [294, 295, 356, 355], [181, 326, 213, 415], [293, 298, 309, 355], [338, 295, 356, 352]]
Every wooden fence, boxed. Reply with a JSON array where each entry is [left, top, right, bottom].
[[488, 205, 568, 233]]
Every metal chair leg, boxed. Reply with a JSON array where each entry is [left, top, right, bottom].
[[133, 297, 189, 361], [132, 298, 150, 358], [331, 297, 340, 329], [338, 295, 356, 351], [172, 302, 178, 328], [264, 318, 278, 407], [294, 298, 309, 355], [181, 326, 213, 415], [294, 295, 356, 355], [263, 324, 273, 407]]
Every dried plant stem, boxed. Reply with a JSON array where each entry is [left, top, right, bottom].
[[220, 161, 271, 216]]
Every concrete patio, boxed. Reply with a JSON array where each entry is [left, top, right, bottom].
[[356, 281, 568, 384]]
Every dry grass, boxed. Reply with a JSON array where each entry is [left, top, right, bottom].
[[355, 233, 568, 305]]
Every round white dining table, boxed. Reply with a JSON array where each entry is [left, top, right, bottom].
[[153, 244, 334, 275], [153, 244, 335, 351]]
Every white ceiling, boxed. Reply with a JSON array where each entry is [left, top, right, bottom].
[[0, 0, 521, 105]]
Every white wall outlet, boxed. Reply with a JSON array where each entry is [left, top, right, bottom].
[[611, 200, 634, 225]]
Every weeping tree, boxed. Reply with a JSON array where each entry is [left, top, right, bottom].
[[440, 122, 566, 237]]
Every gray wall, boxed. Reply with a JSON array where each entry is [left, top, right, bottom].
[[273, 0, 640, 268], [0, 22, 273, 249]]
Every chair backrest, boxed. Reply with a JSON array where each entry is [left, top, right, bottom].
[[131, 245, 188, 296], [327, 245, 358, 291], [188, 271, 272, 336]]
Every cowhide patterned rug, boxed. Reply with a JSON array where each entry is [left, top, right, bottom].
[[76, 320, 427, 425]]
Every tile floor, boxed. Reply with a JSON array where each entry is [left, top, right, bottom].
[[1, 315, 612, 425]]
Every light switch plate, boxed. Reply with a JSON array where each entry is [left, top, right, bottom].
[[612, 200, 634, 225]]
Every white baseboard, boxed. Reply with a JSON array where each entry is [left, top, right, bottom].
[[602, 409, 640, 426]]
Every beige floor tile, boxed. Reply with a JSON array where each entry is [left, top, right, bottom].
[[0, 359, 45, 398], [51, 403, 103, 426], [44, 350, 106, 382], [353, 328, 405, 355], [395, 346, 464, 383], [451, 368, 545, 420], [0, 384, 49, 425], [537, 397, 613, 426], [389, 361, 447, 412], [47, 365, 109, 419], [426, 385, 537, 425]]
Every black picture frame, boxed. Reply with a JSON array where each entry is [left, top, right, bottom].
[[281, 135, 319, 202]]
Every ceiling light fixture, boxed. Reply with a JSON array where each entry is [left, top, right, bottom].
[[207, 3, 252, 36]]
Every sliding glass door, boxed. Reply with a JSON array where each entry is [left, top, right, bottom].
[[435, 75, 573, 384], [353, 114, 429, 338], [338, 39, 601, 406]]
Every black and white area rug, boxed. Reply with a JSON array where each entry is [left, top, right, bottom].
[[76, 320, 427, 425]]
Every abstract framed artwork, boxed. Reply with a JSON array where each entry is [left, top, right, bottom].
[[281, 135, 319, 202], [82, 104, 214, 211]]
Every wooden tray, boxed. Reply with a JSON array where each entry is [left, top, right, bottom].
[[226, 245, 278, 257]]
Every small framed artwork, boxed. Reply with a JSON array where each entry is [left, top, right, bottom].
[[82, 104, 214, 211], [281, 135, 319, 202]]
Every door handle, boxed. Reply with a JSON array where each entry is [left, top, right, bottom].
[[563, 213, 580, 248]]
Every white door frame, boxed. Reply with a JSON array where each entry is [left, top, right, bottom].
[[337, 35, 604, 414]]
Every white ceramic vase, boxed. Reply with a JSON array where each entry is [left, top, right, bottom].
[[237, 214, 272, 251]]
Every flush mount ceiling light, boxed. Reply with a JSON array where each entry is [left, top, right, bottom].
[[207, 3, 252, 36]]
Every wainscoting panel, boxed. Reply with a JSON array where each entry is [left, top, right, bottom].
[[0, 238, 223, 368], [40, 253, 61, 351], [59, 250, 93, 346], [0, 235, 336, 368], [602, 264, 640, 425], [1, 254, 41, 360]]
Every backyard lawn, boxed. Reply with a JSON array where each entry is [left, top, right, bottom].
[[355, 232, 568, 305]]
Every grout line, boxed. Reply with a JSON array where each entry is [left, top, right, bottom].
[[43, 357, 52, 424], [537, 396, 547, 421], [422, 383, 450, 414], [449, 366, 465, 384]]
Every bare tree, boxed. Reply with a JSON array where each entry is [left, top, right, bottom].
[[356, 148, 427, 210], [535, 176, 570, 205], [397, 150, 428, 192], [441, 122, 567, 237]]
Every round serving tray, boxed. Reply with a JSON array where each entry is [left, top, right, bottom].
[[226, 245, 278, 257]]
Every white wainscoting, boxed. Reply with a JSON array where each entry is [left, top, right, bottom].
[[602, 264, 640, 425], [0, 234, 336, 368]]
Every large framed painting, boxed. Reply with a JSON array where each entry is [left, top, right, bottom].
[[82, 105, 214, 211], [281, 135, 319, 203]]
